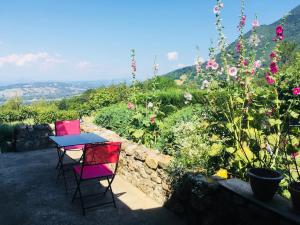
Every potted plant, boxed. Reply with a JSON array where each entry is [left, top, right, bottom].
[[286, 122, 300, 212]]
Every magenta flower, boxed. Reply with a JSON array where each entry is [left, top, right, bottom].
[[243, 60, 249, 66], [127, 102, 135, 110], [292, 87, 300, 96], [265, 74, 275, 85], [252, 19, 260, 28], [270, 51, 277, 59], [228, 67, 238, 77], [270, 62, 279, 74], [239, 15, 246, 28], [276, 25, 284, 41], [236, 41, 241, 53]]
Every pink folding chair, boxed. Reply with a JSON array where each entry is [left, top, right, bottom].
[[55, 119, 84, 191], [71, 142, 122, 216]]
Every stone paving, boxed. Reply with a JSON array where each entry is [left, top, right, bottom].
[[0, 149, 185, 225]]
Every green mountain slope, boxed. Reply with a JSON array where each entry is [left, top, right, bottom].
[[164, 5, 300, 81]]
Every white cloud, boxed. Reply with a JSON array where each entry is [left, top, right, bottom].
[[177, 63, 186, 68], [0, 52, 66, 68], [167, 51, 178, 61]]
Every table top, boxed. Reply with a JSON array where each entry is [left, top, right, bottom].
[[49, 133, 108, 147]]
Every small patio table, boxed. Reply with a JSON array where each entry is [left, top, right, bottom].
[[49, 133, 108, 192]]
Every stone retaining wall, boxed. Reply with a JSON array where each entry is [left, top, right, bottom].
[[1, 124, 55, 152], [80, 121, 172, 204]]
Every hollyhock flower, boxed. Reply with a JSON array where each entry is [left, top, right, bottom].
[[276, 25, 284, 40], [236, 41, 241, 53], [270, 51, 277, 59], [195, 57, 203, 75], [220, 3, 224, 8], [239, 15, 246, 28], [212, 62, 219, 70], [265, 74, 275, 85], [127, 102, 135, 110], [206, 59, 215, 69], [227, 67, 238, 77], [243, 60, 249, 66], [213, 6, 220, 14], [270, 62, 279, 74], [254, 60, 261, 68], [252, 19, 259, 28], [147, 102, 153, 108], [150, 115, 156, 124], [292, 87, 300, 96]]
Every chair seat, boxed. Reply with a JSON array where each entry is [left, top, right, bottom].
[[64, 145, 84, 151], [74, 164, 114, 180]]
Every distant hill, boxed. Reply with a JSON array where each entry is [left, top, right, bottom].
[[0, 80, 124, 105], [164, 4, 300, 81]]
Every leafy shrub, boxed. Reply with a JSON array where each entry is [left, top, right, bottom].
[[94, 104, 133, 136], [167, 118, 212, 179], [0, 123, 18, 152], [157, 104, 205, 154]]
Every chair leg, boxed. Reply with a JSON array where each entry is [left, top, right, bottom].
[[72, 172, 79, 202], [107, 177, 117, 208], [78, 184, 85, 216]]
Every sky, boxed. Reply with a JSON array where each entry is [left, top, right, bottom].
[[0, 0, 299, 84]]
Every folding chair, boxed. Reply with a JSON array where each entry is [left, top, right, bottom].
[[72, 142, 122, 216], [55, 119, 84, 192]]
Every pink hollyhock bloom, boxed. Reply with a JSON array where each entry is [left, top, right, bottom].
[[270, 62, 279, 74], [206, 59, 215, 69], [254, 60, 261, 68], [131, 59, 136, 72], [236, 42, 241, 53], [212, 62, 219, 70], [228, 67, 238, 77], [239, 15, 246, 28], [270, 51, 277, 59], [252, 19, 260, 28], [276, 25, 284, 41], [265, 74, 275, 85], [292, 87, 300, 96], [127, 102, 135, 110], [213, 6, 220, 14]]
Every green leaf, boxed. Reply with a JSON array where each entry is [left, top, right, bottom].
[[209, 143, 223, 156], [226, 147, 235, 154], [290, 110, 299, 119], [132, 129, 144, 139], [268, 119, 281, 126]]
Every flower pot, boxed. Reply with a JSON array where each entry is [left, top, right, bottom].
[[248, 168, 283, 201], [289, 182, 300, 213]]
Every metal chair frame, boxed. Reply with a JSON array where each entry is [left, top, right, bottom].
[[71, 142, 121, 216]]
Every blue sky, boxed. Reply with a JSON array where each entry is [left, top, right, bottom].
[[0, 0, 299, 84]]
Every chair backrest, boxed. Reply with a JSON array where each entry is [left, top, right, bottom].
[[83, 142, 122, 166], [55, 120, 80, 136]]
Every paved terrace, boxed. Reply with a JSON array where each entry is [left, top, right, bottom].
[[0, 149, 185, 225]]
